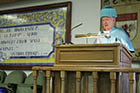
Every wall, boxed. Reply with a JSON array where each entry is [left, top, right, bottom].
[[0, 0, 101, 44]]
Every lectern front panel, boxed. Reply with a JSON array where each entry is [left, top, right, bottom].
[[55, 44, 132, 67]]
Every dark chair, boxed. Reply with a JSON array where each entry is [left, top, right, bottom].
[[0, 71, 7, 83], [16, 71, 44, 93], [0, 70, 26, 93]]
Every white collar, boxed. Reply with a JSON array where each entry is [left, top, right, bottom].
[[104, 30, 110, 34]]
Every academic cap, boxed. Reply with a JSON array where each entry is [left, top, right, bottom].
[[100, 5, 117, 18]]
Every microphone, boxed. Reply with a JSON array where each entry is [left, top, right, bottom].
[[71, 23, 83, 31]]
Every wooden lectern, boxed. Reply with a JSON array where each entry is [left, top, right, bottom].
[[55, 43, 132, 67], [54, 43, 132, 93]]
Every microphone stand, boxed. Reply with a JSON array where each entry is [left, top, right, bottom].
[[65, 23, 83, 44]]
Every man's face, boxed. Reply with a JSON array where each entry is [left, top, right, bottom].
[[102, 17, 116, 31]]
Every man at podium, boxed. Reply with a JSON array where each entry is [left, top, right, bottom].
[[94, 5, 134, 52]]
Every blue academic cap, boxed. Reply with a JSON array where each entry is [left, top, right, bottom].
[[100, 5, 117, 18]]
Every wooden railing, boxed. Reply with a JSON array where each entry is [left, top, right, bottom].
[[32, 66, 140, 93]]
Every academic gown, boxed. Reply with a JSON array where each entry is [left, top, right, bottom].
[[94, 27, 134, 52]]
